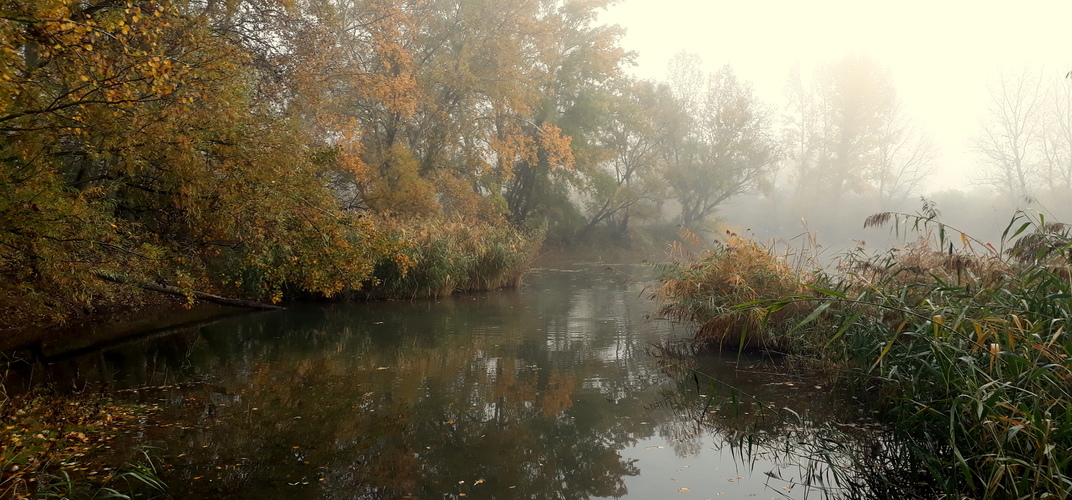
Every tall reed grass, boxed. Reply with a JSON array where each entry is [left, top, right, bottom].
[[361, 218, 543, 299], [654, 207, 1072, 499]]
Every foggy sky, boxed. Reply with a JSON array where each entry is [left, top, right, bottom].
[[601, 0, 1072, 189]]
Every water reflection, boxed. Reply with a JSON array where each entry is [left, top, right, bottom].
[[37, 264, 881, 498]]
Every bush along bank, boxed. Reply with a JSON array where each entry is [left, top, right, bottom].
[[653, 209, 1072, 499], [1, 213, 543, 338]]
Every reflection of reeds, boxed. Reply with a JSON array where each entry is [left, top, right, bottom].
[[654, 208, 1072, 499], [649, 343, 926, 499]]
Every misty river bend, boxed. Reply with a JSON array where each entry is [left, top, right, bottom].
[[34, 263, 874, 499]]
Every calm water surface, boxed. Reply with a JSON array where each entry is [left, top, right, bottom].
[[47, 264, 865, 499]]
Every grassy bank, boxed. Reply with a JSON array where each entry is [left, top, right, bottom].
[[653, 210, 1072, 499]]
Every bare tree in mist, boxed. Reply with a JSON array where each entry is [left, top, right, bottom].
[[666, 51, 705, 116], [1039, 75, 1072, 195], [872, 103, 937, 208], [973, 70, 1044, 202]]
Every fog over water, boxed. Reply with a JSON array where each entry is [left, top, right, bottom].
[[601, 0, 1072, 250]]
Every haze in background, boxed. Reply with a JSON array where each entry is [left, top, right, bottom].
[[601, 0, 1072, 188]]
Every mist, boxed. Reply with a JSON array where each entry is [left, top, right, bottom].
[[600, 0, 1072, 255]]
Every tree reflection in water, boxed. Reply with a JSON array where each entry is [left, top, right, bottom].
[[33, 265, 924, 499]]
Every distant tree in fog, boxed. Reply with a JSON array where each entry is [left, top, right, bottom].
[[872, 103, 937, 207], [1038, 75, 1072, 195], [973, 70, 1044, 202], [577, 79, 681, 236], [782, 65, 819, 185], [667, 52, 705, 116], [665, 55, 781, 227], [783, 55, 934, 209]]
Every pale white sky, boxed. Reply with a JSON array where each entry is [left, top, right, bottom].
[[599, 0, 1072, 188]]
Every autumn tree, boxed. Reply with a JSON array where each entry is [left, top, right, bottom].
[[0, 0, 640, 329], [498, 0, 625, 227], [0, 0, 402, 327]]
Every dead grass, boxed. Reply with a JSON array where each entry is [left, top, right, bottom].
[[653, 235, 810, 348]]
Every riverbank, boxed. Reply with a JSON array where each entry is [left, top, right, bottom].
[[653, 210, 1072, 499], [2, 217, 543, 355], [1, 216, 545, 497]]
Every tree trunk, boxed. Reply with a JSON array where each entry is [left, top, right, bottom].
[[95, 271, 284, 310]]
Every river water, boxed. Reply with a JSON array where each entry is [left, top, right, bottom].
[[41, 263, 872, 499]]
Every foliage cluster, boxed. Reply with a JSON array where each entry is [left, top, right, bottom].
[[1, 0, 950, 336], [0, 0, 404, 329], [0, 0, 575, 330], [654, 209, 1072, 498]]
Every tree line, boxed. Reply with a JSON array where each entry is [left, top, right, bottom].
[[0, 0, 949, 330]]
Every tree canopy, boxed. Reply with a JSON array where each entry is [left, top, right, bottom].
[[5, 1, 932, 330]]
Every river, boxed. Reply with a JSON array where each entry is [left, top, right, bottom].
[[34, 263, 874, 499]]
